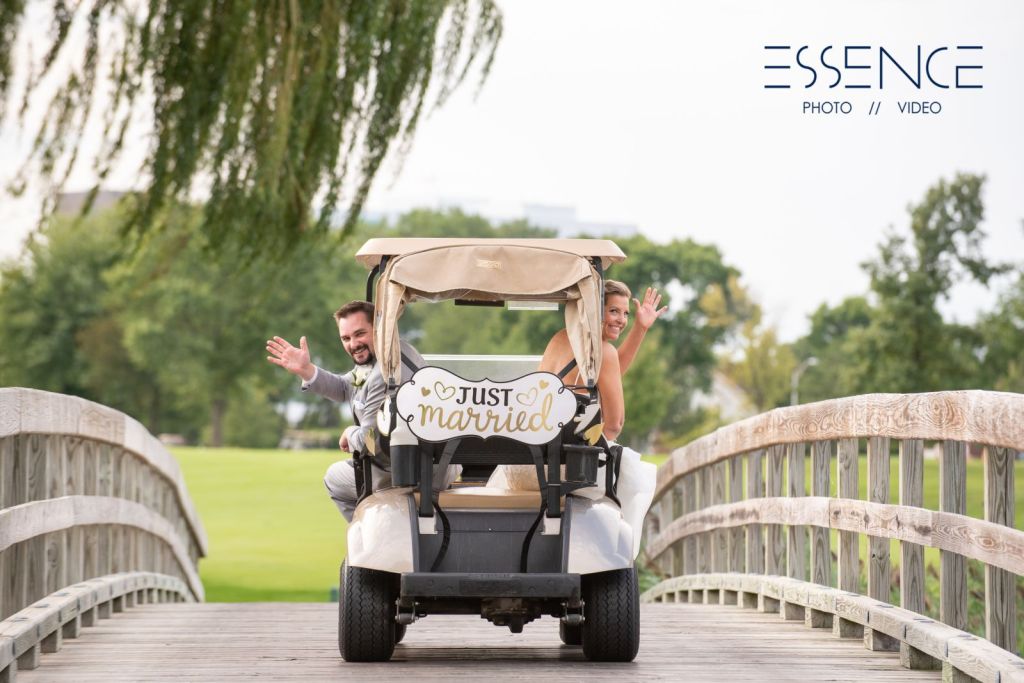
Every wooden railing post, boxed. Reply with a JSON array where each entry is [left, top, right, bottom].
[[834, 437, 862, 638], [807, 440, 833, 629], [682, 473, 697, 593], [745, 450, 764, 574], [898, 438, 937, 669], [786, 442, 807, 581], [711, 462, 727, 573], [983, 445, 1016, 652], [865, 436, 897, 651], [728, 455, 745, 573], [765, 445, 785, 579], [697, 466, 711, 575], [745, 450, 766, 610], [940, 440, 967, 631]]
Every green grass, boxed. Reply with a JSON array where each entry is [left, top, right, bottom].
[[172, 447, 349, 602]]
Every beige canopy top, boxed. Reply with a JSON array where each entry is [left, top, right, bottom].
[[356, 237, 626, 270], [366, 239, 626, 388]]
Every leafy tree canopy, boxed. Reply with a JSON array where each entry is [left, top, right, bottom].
[[0, 0, 502, 255]]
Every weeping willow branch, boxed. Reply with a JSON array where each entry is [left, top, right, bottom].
[[0, 0, 502, 254]]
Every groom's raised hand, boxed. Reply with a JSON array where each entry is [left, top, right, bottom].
[[266, 335, 316, 381]]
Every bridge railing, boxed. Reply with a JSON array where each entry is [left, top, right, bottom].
[[642, 391, 1023, 682], [1, 388, 207, 678]]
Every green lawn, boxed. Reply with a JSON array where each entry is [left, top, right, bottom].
[[173, 447, 349, 602]]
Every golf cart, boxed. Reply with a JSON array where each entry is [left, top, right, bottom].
[[340, 238, 645, 662]]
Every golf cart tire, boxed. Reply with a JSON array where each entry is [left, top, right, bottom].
[[338, 562, 398, 662], [581, 567, 640, 662], [395, 623, 407, 644], [560, 621, 582, 646]]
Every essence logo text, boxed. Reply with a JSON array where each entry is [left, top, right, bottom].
[[764, 45, 983, 90]]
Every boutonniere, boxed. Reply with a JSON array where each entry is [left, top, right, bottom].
[[352, 366, 371, 388]]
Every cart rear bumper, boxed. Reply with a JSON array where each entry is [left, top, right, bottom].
[[401, 572, 580, 599]]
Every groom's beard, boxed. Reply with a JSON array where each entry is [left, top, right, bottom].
[[348, 343, 375, 366]]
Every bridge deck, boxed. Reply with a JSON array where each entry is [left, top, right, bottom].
[[18, 602, 940, 681]]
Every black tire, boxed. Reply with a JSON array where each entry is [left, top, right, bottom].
[[559, 620, 582, 646], [395, 623, 407, 644], [580, 567, 640, 662], [338, 562, 398, 662]]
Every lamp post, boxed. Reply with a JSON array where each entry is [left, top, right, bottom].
[[790, 357, 818, 406]]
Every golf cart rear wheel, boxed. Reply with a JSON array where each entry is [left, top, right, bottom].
[[559, 621, 582, 646], [581, 567, 640, 662], [338, 562, 398, 662]]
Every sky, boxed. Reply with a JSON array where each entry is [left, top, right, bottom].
[[2, 0, 1022, 341]]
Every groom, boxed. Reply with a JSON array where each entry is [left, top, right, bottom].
[[267, 300, 439, 521]]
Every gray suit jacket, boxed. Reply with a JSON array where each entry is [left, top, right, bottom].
[[302, 339, 424, 465]]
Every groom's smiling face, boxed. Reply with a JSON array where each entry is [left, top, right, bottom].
[[337, 311, 375, 365]]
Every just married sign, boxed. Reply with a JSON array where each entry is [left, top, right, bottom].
[[394, 367, 578, 444]]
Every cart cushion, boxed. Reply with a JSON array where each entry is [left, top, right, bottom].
[[416, 486, 562, 510]]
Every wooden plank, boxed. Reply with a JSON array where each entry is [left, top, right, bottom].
[[810, 440, 832, 587], [711, 462, 727, 572], [46, 439, 67, 594], [787, 442, 806, 581], [746, 450, 764, 574], [26, 436, 47, 606], [899, 439, 925, 617], [728, 455, 745, 572], [765, 445, 784, 575], [939, 440, 966, 631], [0, 437, 16, 508], [647, 495, 1024, 578], [865, 436, 896, 651], [837, 438, 859, 594], [66, 439, 85, 587], [9, 601, 951, 682], [682, 474, 696, 575], [983, 445, 1015, 652], [697, 466, 711, 573]]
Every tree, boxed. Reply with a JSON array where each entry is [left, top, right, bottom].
[[855, 173, 1005, 392], [0, 1, 502, 254], [106, 200, 349, 445], [791, 296, 874, 403], [720, 316, 796, 411], [979, 274, 1024, 393]]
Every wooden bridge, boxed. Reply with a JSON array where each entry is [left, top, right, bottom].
[[1, 387, 1022, 681]]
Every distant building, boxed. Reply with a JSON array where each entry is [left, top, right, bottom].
[[56, 190, 125, 215], [522, 203, 637, 238]]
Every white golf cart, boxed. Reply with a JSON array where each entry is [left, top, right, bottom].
[[339, 238, 646, 662]]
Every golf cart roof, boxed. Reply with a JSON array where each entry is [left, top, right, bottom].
[[355, 237, 626, 270], [369, 237, 623, 388]]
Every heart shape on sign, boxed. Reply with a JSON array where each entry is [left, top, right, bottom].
[[434, 382, 456, 400], [420, 387, 431, 397], [516, 387, 538, 407], [539, 380, 549, 389]]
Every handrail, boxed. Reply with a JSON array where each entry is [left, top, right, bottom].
[[0, 389, 206, 648], [655, 390, 1024, 501], [643, 390, 1022, 681], [0, 388, 207, 554], [0, 572, 190, 678]]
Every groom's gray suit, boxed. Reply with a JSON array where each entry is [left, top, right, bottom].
[[303, 340, 457, 521]]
